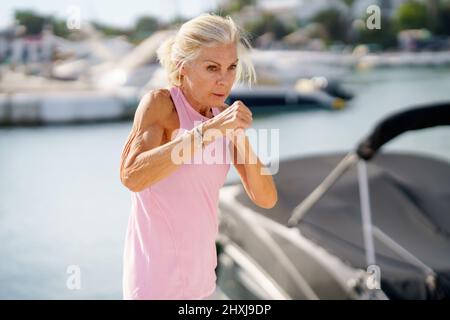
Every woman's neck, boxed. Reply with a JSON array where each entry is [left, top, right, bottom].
[[180, 85, 212, 117]]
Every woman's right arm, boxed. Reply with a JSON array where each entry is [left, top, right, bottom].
[[120, 90, 251, 192], [119, 89, 201, 192]]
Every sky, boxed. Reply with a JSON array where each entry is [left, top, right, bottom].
[[0, 0, 221, 29]]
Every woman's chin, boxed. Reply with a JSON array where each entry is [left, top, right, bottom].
[[212, 96, 226, 104]]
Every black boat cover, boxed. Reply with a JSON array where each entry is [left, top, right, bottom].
[[233, 152, 450, 299]]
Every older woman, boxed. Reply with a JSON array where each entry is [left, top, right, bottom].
[[119, 13, 277, 300]]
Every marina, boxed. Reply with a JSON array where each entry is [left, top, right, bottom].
[[1, 67, 449, 299], [2, 0, 450, 301]]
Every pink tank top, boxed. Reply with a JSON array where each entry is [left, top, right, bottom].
[[122, 86, 231, 299]]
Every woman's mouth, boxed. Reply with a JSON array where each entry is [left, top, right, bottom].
[[213, 93, 225, 97]]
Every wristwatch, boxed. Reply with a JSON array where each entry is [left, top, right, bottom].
[[192, 123, 204, 149]]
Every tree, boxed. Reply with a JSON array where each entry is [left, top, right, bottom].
[[244, 13, 295, 43], [91, 21, 131, 37], [216, 0, 256, 15], [356, 12, 397, 49], [435, 1, 450, 35], [50, 18, 70, 38], [14, 10, 47, 35], [312, 8, 347, 43], [395, 1, 429, 31], [135, 16, 159, 34], [130, 16, 160, 42]]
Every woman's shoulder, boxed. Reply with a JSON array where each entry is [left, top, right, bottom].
[[143, 88, 173, 108], [149, 88, 171, 99], [137, 88, 175, 124]]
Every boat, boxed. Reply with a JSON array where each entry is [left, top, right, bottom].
[[226, 81, 349, 111], [216, 102, 450, 299]]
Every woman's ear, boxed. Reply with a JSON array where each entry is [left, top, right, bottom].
[[179, 61, 187, 77], [177, 62, 186, 85]]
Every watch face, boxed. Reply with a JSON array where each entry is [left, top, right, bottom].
[[194, 127, 203, 145]]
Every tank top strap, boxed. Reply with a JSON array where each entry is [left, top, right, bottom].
[[169, 86, 191, 136]]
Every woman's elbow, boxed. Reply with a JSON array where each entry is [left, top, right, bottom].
[[120, 170, 143, 193], [255, 192, 278, 209]]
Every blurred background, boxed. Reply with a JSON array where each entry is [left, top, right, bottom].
[[0, 0, 449, 299]]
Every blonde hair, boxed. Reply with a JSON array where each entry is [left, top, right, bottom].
[[156, 13, 256, 87]]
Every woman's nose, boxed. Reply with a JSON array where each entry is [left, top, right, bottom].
[[217, 72, 229, 86]]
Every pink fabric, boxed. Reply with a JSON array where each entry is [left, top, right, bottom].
[[122, 86, 231, 299]]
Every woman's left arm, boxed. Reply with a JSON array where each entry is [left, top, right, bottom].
[[229, 130, 278, 209]]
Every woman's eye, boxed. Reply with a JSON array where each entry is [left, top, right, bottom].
[[207, 65, 236, 72]]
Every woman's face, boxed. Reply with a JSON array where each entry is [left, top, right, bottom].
[[180, 42, 238, 109]]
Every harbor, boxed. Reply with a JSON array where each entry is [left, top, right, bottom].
[[1, 0, 450, 301], [1, 67, 449, 299]]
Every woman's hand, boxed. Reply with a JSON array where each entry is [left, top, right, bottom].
[[203, 100, 253, 140]]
